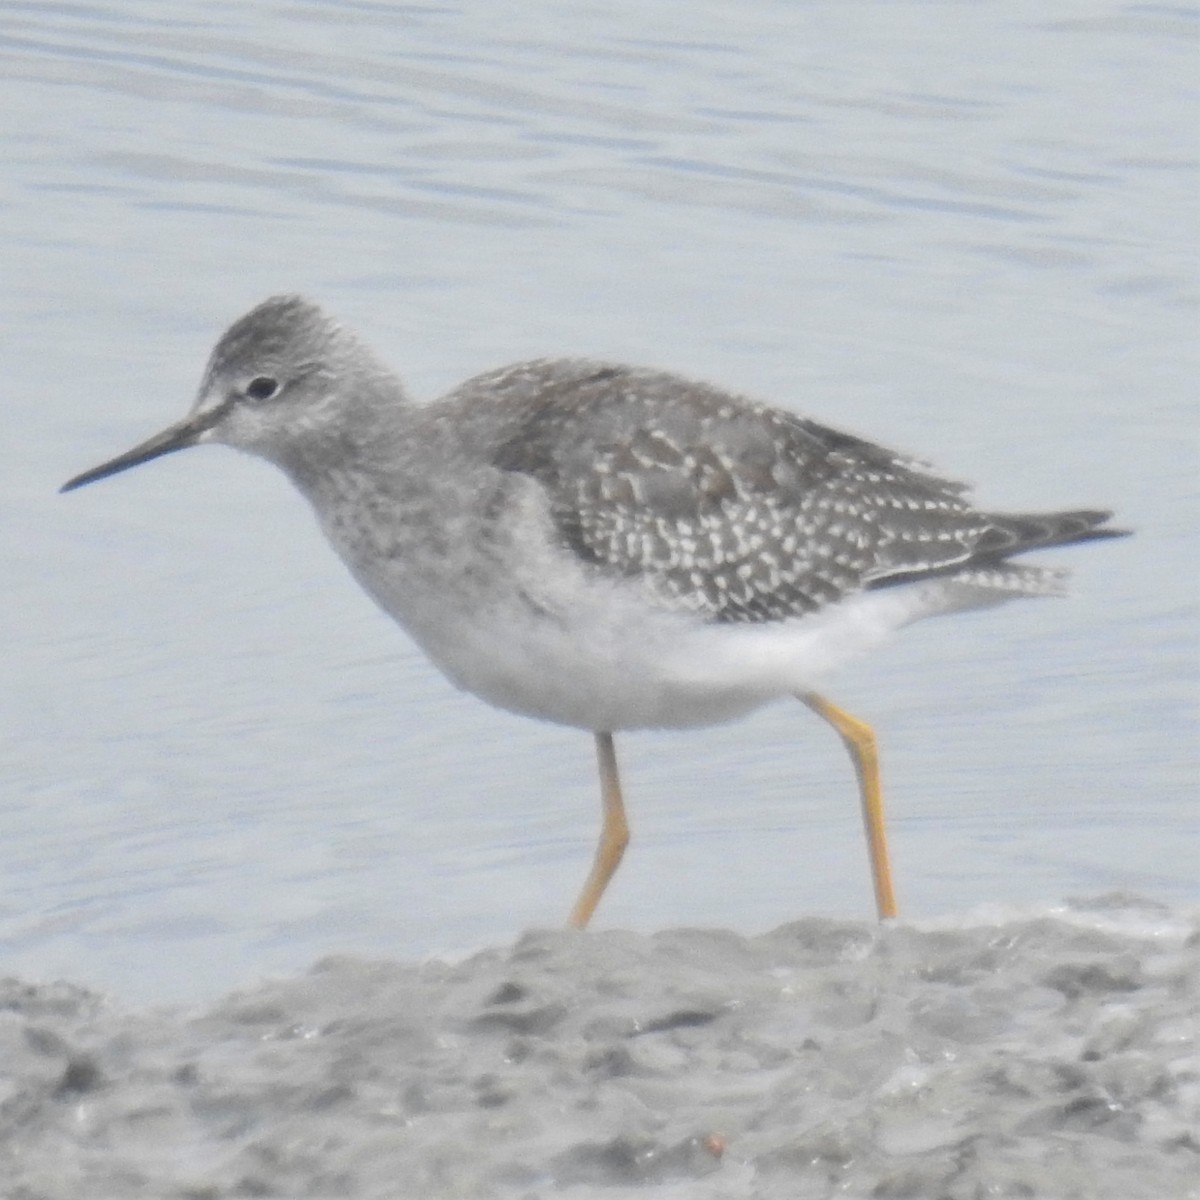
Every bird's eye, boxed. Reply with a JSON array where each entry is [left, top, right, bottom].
[[245, 375, 280, 401]]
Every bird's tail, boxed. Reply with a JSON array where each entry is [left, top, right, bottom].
[[974, 509, 1132, 559], [868, 508, 1130, 601]]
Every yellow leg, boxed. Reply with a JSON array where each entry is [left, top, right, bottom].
[[567, 732, 630, 929], [801, 693, 898, 920]]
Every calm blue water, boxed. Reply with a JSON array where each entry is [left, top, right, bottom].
[[3, 1, 1196, 1002]]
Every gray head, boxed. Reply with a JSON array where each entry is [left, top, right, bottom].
[[61, 295, 400, 493]]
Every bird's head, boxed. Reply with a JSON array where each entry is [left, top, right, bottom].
[[61, 295, 388, 493]]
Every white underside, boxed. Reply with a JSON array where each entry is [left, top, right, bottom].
[[320, 475, 1023, 733], [381, 569, 1013, 733]]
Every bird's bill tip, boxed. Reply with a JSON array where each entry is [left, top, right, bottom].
[[60, 412, 210, 494]]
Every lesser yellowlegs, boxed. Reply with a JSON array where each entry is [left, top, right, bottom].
[[61, 296, 1129, 924]]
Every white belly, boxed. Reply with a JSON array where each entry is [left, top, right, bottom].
[[386, 573, 954, 732], [320, 475, 1012, 733]]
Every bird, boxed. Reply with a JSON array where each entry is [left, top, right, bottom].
[[61, 295, 1129, 926]]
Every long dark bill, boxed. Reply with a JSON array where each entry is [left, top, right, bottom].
[[60, 406, 224, 493]]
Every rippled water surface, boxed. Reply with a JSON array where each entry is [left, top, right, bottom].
[[3, 1, 1196, 1001]]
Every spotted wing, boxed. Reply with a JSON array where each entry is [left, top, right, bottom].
[[487, 362, 1111, 622]]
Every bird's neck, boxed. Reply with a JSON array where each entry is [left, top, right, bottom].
[[278, 386, 474, 557]]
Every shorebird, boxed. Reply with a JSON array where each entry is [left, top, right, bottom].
[[62, 296, 1128, 925]]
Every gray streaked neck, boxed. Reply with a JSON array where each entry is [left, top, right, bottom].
[[271, 359, 422, 496]]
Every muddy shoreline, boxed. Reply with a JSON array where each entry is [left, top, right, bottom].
[[1, 895, 1195, 1199]]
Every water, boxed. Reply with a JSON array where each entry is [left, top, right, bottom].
[[2, 1, 1196, 1003]]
